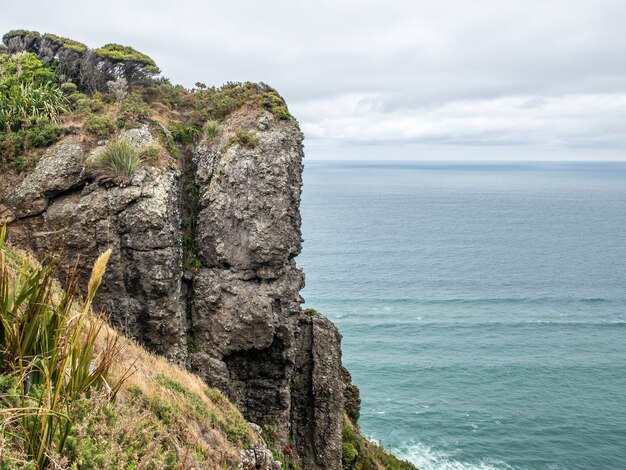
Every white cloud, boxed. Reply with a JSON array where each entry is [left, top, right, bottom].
[[3, 0, 626, 159]]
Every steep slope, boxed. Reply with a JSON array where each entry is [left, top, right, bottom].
[[0, 243, 283, 468]]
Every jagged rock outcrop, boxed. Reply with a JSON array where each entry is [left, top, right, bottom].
[[6, 127, 187, 363], [2, 109, 344, 469]]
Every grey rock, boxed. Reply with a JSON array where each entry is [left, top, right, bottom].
[[239, 446, 282, 470], [119, 124, 154, 148], [4, 111, 344, 468], [11, 137, 87, 217]]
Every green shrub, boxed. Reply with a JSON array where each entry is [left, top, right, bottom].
[[204, 120, 220, 140], [169, 124, 200, 145], [74, 95, 105, 114], [42, 33, 88, 53], [262, 91, 290, 120], [155, 78, 185, 107], [94, 140, 141, 177], [0, 52, 57, 88], [342, 443, 358, 469], [2, 30, 41, 42], [228, 129, 259, 149], [118, 92, 151, 127], [93, 44, 159, 73], [342, 419, 417, 470], [0, 83, 67, 132], [23, 118, 61, 148], [84, 113, 116, 137], [190, 82, 263, 122]]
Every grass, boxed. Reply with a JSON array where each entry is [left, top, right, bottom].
[[0, 235, 258, 468], [0, 227, 125, 469], [93, 140, 141, 177], [204, 119, 220, 139]]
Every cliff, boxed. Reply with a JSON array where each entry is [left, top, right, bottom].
[[0, 30, 416, 470]]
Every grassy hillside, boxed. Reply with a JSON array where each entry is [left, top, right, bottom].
[[0, 233, 256, 468]]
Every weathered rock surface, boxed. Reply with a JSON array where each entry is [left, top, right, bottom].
[[5, 131, 186, 364], [2, 110, 343, 469]]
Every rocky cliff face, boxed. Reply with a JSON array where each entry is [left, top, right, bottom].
[[2, 108, 343, 468]]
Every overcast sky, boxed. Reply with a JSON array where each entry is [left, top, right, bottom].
[[3, 0, 626, 160]]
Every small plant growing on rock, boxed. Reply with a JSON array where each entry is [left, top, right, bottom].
[[94, 140, 141, 177], [228, 129, 259, 149], [204, 120, 220, 140], [169, 124, 200, 145], [141, 145, 161, 165]]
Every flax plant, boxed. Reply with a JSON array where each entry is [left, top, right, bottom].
[[0, 226, 125, 469]]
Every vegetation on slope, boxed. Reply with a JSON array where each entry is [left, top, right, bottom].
[[0, 29, 292, 176], [0, 233, 256, 468]]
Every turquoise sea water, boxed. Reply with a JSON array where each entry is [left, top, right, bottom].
[[298, 162, 626, 470]]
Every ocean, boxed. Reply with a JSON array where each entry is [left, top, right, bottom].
[[297, 161, 626, 470]]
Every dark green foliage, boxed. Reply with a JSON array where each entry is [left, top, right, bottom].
[[118, 92, 151, 127], [169, 124, 200, 145], [229, 129, 259, 149], [0, 51, 65, 172], [181, 180, 201, 271], [42, 33, 87, 53], [0, 119, 60, 173], [84, 113, 116, 137], [23, 118, 61, 147], [342, 366, 362, 424]]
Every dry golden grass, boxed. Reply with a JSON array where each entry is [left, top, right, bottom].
[[2, 243, 257, 469]]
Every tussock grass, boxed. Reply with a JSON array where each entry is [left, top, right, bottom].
[[204, 119, 220, 140], [93, 140, 141, 177]]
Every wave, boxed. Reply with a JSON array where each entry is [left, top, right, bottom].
[[393, 442, 518, 470], [310, 296, 623, 305], [344, 320, 626, 329]]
